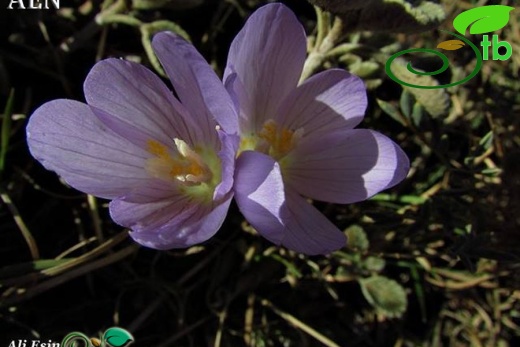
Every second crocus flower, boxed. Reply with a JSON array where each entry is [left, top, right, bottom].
[[27, 32, 238, 250], [225, 4, 410, 255]]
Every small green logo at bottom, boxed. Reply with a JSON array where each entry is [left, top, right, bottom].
[[62, 327, 134, 347]]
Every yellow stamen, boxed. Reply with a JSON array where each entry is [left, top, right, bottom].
[[145, 139, 212, 185], [256, 119, 303, 160], [147, 140, 169, 157]]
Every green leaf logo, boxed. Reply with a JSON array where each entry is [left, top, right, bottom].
[[453, 5, 514, 35], [61, 332, 91, 347], [103, 327, 134, 347]]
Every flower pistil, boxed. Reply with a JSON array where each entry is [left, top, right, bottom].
[[239, 119, 304, 161], [146, 139, 221, 201]]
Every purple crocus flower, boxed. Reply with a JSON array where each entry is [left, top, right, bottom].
[[224, 4, 410, 255], [27, 32, 238, 250]]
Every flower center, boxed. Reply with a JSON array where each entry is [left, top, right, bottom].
[[239, 119, 304, 161], [145, 138, 220, 201]]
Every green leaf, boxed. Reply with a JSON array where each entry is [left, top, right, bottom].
[[308, 0, 445, 33], [370, 193, 427, 205], [103, 327, 134, 347], [365, 79, 382, 90], [269, 254, 303, 278], [363, 256, 386, 272], [349, 60, 379, 78], [389, 59, 450, 117], [359, 276, 408, 318], [479, 131, 494, 150], [345, 225, 369, 251], [0, 259, 73, 278], [132, 0, 203, 10], [376, 99, 406, 126], [453, 5, 514, 35], [411, 102, 424, 127], [399, 90, 413, 119], [481, 168, 501, 177]]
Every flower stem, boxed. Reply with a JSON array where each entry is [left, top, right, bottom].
[[0, 186, 40, 260], [300, 15, 344, 83]]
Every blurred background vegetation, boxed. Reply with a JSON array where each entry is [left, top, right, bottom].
[[0, 0, 519, 346]]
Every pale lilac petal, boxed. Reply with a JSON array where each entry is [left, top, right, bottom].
[[152, 32, 238, 136], [109, 196, 192, 233], [223, 71, 239, 112], [276, 69, 367, 136], [285, 130, 410, 204], [213, 131, 239, 201], [110, 195, 233, 249], [119, 179, 180, 203], [84, 58, 198, 147], [234, 151, 346, 255], [280, 190, 346, 255], [223, 69, 254, 133], [233, 151, 286, 244], [90, 105, 166, 150], [26, 99, 155, 199], [224, 3, 306, 131]]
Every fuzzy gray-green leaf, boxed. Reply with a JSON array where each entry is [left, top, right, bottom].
[[399, 90, 413, 118], [359, 276, 408, 318], [377, 99, 406, 126], [349, 61, 379, 78], [345, 225, 369, 251], [390, 59, 450, 117], [363, 256, 386, 272], [411, 102, 424, 127], [308, 0, 445, 33]]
